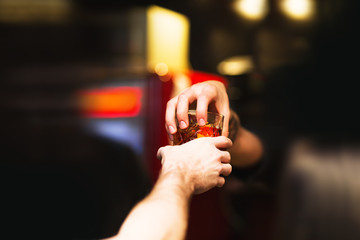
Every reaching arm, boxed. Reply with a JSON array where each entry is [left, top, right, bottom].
[[103, 136, 232, 240], [105, 172, 190, 240]]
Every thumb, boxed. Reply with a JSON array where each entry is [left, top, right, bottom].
[[157, 147, 165, 161]]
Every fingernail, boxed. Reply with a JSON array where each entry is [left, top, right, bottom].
[[180, 121, 187, 129], [199, 118, 206, 126], [169, 125, 175, 134]]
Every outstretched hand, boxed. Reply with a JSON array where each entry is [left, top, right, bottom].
[[157, 136, 232, 195]]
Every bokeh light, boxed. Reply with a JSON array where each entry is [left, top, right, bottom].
[[280, 0, 315, 20], [233, 0, 269, 21]]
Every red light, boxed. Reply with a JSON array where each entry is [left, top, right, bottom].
[[78, 86, 142, 118]]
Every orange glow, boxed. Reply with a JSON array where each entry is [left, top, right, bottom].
[[78, 87, 142, 118]]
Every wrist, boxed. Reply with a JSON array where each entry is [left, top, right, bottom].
[[154, 170, 194, 201]]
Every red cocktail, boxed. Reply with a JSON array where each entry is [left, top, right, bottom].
[[172, 110, 224, 145]]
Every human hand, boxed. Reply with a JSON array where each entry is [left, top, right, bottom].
[[165, 80, 231, 139], [157, 136, 232, 195]]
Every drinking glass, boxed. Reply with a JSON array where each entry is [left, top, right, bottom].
[[172, 110, 224, 145]]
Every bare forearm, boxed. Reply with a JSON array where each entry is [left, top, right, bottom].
[[228, 110, 263, 167], [104, 172, 191, 240]]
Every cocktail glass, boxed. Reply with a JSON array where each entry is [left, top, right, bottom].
[[172, 110, 224, 145]]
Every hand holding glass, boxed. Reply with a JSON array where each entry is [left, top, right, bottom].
[[172, 110, 224, 145]]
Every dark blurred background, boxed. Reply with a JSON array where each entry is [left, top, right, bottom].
[[1, 0, 359, 239]]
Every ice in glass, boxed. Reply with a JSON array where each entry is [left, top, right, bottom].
[[172, 110, 224, 145]]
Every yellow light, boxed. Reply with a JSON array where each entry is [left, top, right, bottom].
[[217, 56, 254, 76], [233, 0, 268, 21], [147, 5, 190, 73], [280, 0, 315, 20]]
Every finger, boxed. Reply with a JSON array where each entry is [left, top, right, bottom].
[[211, 136, 233, 149], [196, 95, 210, 126], [176, 93, 196, 129], [220, 151, 231, 163], [220, 163, 232, 176], [165, 97, 179, 134], [216, 176, 225, 187], [165, 123, 174, 142]]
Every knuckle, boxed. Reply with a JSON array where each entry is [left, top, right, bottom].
[[213, 150, 222, 159], [203, 85, 217, 95], [166, 98, 176, 108], [215, 163, 223, 173], [178, 93, 188, 101]]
